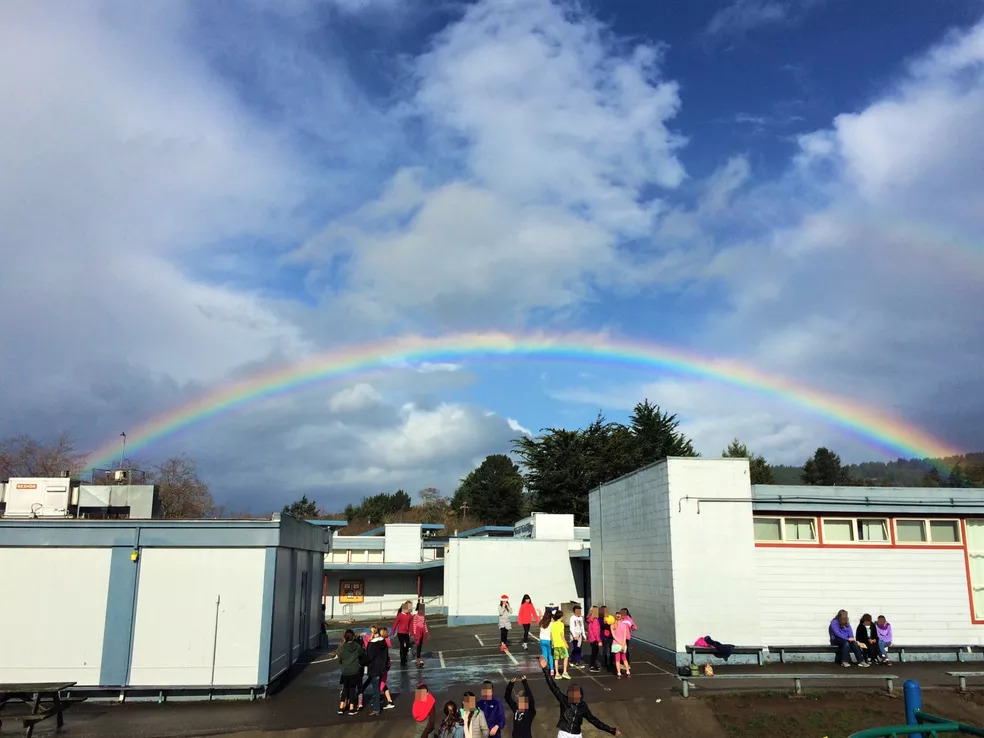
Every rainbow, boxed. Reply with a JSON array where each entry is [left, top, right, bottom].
[[85, 331, 962, 469]]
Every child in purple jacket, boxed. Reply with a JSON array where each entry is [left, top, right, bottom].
[[876, 615, 894, 664], [829, 609, 868, 667]]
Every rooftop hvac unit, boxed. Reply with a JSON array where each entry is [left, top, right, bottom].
[[114, 469, 129, 483]]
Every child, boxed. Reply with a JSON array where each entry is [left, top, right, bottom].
[[477, 680, 506, 737], [505, 676, 536, 738], [876, 615, 894, 664], [586, 606, 602, 673], [518, 595, 538, 650], [611, 613, 631, 679], [538, 656, 620, 736], [598, 607, 614, 673], [379, 626, 396, 709], [569, 605, 585, 668], [412, 683, 437, 738], [437, 700, 466, 738], [336, 629, 363, 715], [538, 611, 555, 676], [829, 609, 867, 667], [461, 692, 490, 738], [360, 625, 388, 715], [412, 602, 430, 667], [499, 595, 512, 653], [618, 608, 636, 668], [856, 613, 881, 663], [551, 608, 571, 680], [393, 601, 415, 666]]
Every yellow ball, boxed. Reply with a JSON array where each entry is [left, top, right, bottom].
[[605, 615, 615, 625]]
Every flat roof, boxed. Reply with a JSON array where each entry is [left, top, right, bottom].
[[455, 525, 515, 537], [323, 560, 444, 572], [304, 519, 348, 527], [751, 484, 984, 516]]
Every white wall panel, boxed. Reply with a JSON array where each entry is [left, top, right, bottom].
[[128, 548, 265, 686], [0, 548, 110, 683], [755, 546, 984, 645]]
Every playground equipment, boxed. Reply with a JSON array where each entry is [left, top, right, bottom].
[[849, 680, 984, 738]]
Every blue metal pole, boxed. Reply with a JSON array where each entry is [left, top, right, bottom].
[[904, 680, 923, 738]]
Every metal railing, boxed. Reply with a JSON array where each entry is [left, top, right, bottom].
[[849, 682, 984, 738], [332, 596, 445, 621]]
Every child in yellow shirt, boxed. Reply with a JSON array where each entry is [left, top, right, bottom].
[[550, 609, 570, 680]]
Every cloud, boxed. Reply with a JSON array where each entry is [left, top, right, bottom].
[[328, 383, 383, 413], [705, 0, 825, 40]]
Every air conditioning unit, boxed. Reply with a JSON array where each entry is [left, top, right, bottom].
[[114, 469, 129, 483]]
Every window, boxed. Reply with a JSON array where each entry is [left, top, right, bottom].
[[753, 516, 816, 542], [824, 519, 855, 542], [966, 521, 984, 619], [896, 520, 927, 542], [754, 517, 782, 542], [858, 519, 889, 542], [894, 518, 962, 544]]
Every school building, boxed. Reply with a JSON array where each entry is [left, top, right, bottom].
[[590, 457, 984, 665], [323, 513, 591, 626]]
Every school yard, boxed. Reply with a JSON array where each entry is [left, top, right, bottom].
[[5, 617, 984, 737]]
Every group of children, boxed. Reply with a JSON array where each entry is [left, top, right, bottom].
[[499, 596, 637, 681], [828, 610, 895, 667], [410, 664, 621, 737], [335, 599, 431, 715]]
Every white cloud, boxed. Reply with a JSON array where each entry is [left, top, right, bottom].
[[507, 418, 533, 437], [328, 383, 383, 413], [705, 0, 824, 40]]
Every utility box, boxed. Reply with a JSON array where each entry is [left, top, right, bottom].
[[2, 477, 73, 518]]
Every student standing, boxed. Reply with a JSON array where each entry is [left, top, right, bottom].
[[538, 656, 620, 737], [569, 606, 585, 668], [611, 613, 631, 679], [461, 692, 490, 738], [551, 609, 571, 680], [538, 612, 556, 676], [336, 629, 364, 715], [393, 601, 415, 666], [412, 603, 430, 667], [378, 626, 396, 709], [876, 615, 894, 664], [505, 676, 536, 738], [618, 609, 636, 668], [437, 700, 466, 738], [499, 595, 513, 653], [518, 595, 539, 650], [412, 683, 438, 738], [478, 680, 507, 737], [361, 627, 389, 716], [586, 607, 601, 673], [598, 607, 614, 674], [829, 609, 868, 667]]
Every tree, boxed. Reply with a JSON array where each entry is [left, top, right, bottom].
[[801, 447, 852, 486], [0, 433, 86, 479], [153, 456, 217, 518], [722, 438, 776, 484], [283, 494, 320, 519], [343, 490, 413, 523], [453, 454, 525, 526], [630, 400, 698, 464]]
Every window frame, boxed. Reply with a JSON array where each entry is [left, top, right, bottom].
[[893, 517, 963, 546], [820, 517, 891, 545], [753, 515, 818, 544]]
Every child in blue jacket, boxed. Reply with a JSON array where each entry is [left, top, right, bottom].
[[477, 680, 506, 736]]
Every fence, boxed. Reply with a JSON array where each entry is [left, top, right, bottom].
[[330, 596, 446, 621]]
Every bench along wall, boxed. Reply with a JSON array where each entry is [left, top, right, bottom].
[[444, 537, 587, 626], [0, 515, 326, 697]]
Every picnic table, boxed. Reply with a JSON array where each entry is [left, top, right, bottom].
[[0, 682, 84, 737]]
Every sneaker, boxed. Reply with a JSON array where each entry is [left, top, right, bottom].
[[337, 709, 344, 715], [562, 673, 571, 680], [383, 702, 396, 710], [841, 662, 851, 668], [522, 643, 528, 650], [369, 710, 379, 717], [589, 667, 601, 672], [348, 709, 359, 715], [858, 661, 870, 668]]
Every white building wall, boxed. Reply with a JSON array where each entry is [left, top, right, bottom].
[[384, 524, 422, 563], [128, 548, 266, 686], [446, 539, 581, 625], [0, 548, 111, 683], [667, 458, 760, 651], [590, 462, 675, 651], [532, 513, 575, 540], [756, 546, 984, 646]]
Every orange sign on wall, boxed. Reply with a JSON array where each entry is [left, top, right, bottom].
[[339, 580, 365, 604], [15, 483, 38, 489]]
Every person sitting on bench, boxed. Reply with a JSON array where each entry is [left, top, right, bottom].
[[856, 613, 886, 664], [829, 609, 868, 667]]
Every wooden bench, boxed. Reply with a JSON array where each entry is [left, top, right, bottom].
[[685, 645, 765, 665], [677, 672, 898, 698], [0, 682, 83, 737], [770, 644, 979, 664], [947, 671, 984, 691]]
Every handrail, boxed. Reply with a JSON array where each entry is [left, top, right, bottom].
[[849, 711, 984, 737]]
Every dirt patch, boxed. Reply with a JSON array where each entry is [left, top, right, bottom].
[[707, 689, 984, 738]]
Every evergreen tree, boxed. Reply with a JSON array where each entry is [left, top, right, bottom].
[[802, 447, 852, 485], [453, 454, 525, 526], [722, 438, 776, 484]]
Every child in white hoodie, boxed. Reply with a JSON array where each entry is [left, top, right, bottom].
[[498, 595, 512, 653], [569, 605, 585, 667]]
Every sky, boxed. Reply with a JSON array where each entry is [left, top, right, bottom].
[[1, 0, 982, 513]]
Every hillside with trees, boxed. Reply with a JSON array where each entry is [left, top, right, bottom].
[[774, 451, 984, 488]]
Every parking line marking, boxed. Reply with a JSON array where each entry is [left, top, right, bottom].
[[498, 668, 505, 679], [439, 651, 446, 668], [506, 649, 519, 665], [589, 676, 611, 692], [475, 634, 485, 646], [645, 660, 674, 676]]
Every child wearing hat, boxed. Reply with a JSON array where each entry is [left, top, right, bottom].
[[498, 595, 512, 653]]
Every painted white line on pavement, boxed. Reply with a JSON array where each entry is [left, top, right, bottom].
[[645, 660, 675, 676], [475, 634, 485, 646], [589, 676, 611, 692], [498, 668, 505, 679], [506, 649, 519, 665], [308, 657, 337, 665], [439, 651, 446, 668]]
